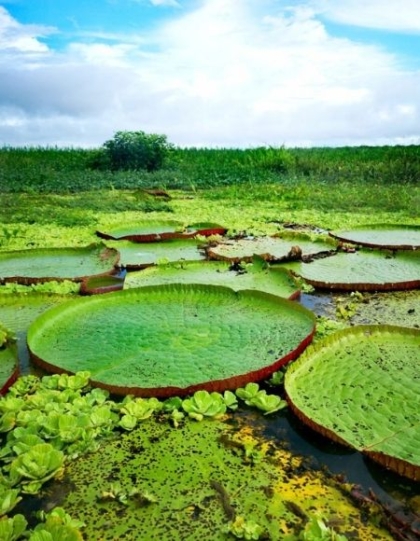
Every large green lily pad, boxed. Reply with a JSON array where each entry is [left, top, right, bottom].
[[0, 244, 119, 284], [285, 325, 420, 480], [110, 239, 206, 269], [294, 249, 420, 291], [56, 415, 391, 540], [96, 221, 227, 241], [27, 285, 315, 397], [207, 234, 336, 263], [330, 224, 420, 250], [124, 260, 300, 300]]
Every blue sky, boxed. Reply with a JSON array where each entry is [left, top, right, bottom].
[[0, 0, 419, 147]]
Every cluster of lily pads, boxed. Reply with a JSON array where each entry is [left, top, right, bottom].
[[0, 219, 419, 539]]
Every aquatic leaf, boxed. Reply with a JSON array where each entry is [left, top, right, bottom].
[[0, 244, 119, 284], [96, 220, 227, 242], [207, 234, 336, 263], [285, 325, 420, 480], [248, 392, 287, 416], [236, 383, 260, 405], [9, 443, 64, 486], [0, 514, 28, 541], [27, 284, 315, 397], [182, 390, 226, 421], [109, 239, 205, 269], [330, 224, 420, 250], [124, 260, 300, 300], [294, 249, 420, 291], [0, 486, 21, 516]]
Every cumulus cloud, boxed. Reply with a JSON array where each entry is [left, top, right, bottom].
[[0, 0, 419, 147], [312, 0, 420, 33]]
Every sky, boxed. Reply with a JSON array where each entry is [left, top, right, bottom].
[[0, 0, 420, 148]]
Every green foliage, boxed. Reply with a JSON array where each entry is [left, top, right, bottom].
[[0, 514, 27, 541], [182, 390, 227, 421], [299, 516, 347, 540], [236, 383, 287, 415], [0, 486, 21, 516], [101, 130, 173, 172], [225, 516, 265, 540]]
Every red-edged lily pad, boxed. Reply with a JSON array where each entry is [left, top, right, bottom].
[[0, 325, 19, 395], [294, 249, 420, 291], [124, 260, 300, 300], [27, 284, 315, 397], [285, 325, 420, 481], [96, 221, 227, 242], [330, 224, 420, 250], [0, 244, 119, 285], [207, 234, 336, 263]]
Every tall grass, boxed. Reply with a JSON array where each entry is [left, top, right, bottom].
[[0, 145, 418, 193]]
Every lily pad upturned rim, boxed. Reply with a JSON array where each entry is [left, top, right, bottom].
[[0, 244, 120, 285], [329, 224, 420, 250], [0, 340, 19, 395], [123, 259, 301, 301], [285, 325, 420, 481], [96, 221, 227, 242], [27, 284, 315, 398], [295, 250, 420, 292]]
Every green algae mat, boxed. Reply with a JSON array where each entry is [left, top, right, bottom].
[[56, 415, 391, 540], [124, 260, 300, 299], [285, 325, 420, 481], [294, 249, 420, 291], [27, 284, 315, 397], [330, 224, 420, 250], [0, 244, 119, 284]]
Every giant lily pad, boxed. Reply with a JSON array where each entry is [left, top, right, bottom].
[[330, 224, 420, 250], [0, 244, 119, 285], [294, 249, 420, 291], [96, 221, 227, 242], [124, 260, 300, 300], [27, 285, 315, 397], [207, 234, 336, 263], [111, 239, 206, 270], [285, 325, 420, 480]]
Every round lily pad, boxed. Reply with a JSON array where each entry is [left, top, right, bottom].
[[330, 224, 420, 250], [0, 244, 119, 285], [124, 260, 300, 300], [96, 221, 227, 242], [207, 234, 336, 263], [295, 249, 420, 291], [285, 325, 420, 480], [111, 239, 206, 270], [27, 284, 315, 397]]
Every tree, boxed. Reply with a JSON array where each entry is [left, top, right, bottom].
[[102, 130, 173, 171]]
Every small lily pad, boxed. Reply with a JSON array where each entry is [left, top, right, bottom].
[[0, 244, 119, 285], [27, 284, 315, 397], [124, 260, 300, 300], [330, 224, 420, 250], [285, 325, 420, 480], [294, 249, 420, 291]]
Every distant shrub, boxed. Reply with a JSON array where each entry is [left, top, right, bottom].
[[100, 131, 173, 172]]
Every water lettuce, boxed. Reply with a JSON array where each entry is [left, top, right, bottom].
[[182, 390, 227, 421], [0, 514, 28, 541]]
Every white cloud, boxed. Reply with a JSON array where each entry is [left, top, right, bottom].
[[0, 0, 419, 147], [0, 6, 55, 56], [312, 0, 420, 33]]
